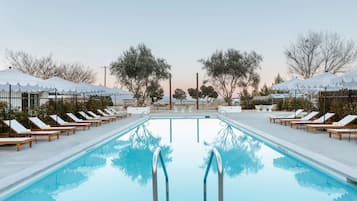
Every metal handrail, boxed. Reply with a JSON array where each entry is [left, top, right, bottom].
[[152, 147, 169, 201], [203, 148, 223, 201]]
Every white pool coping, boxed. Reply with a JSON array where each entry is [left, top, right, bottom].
[[0, 116, 149, 196], [219, 114, 357, 184]]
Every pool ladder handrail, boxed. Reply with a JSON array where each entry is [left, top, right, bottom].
[[203, 148, 223, 201], [152, 147, 169, 201]]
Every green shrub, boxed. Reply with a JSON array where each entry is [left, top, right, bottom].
[[13, 111, 30, 128], [275, 97, 315, 111], [251, 99, 272, 106]]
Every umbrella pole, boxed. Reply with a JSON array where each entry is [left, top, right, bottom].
[[8, 84, 12, 136], [294, 88, 297, 118], [323, 87, 326, 123], [75, 95, 78, 112], [101, 95, 103, 109], [83, 93, 86, 110], [61, 96, 64, 115], [169, 74, 172, 110], [55, 88, 58, 123], [114, 95, 117, 107]]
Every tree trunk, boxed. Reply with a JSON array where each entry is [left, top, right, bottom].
[[136, 97, 144, 106], [225, 97, 233, 106]]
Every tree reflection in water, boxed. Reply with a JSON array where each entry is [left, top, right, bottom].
[[112, 124, 172, 185], [273, 156, 357, 200], [203, 123, 263, 177], [6, 154, 106, 201]]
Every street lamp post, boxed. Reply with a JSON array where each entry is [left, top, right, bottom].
[[169, 74, 172, 110], [196, 72, 199, 110], [102, 66, 107, 87]]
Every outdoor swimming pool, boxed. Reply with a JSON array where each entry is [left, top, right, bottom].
[[1, 118, 357, 201]]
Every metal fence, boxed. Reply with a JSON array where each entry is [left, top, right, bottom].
[[0, 92, 116, 134], [319, 89, 357, 120]]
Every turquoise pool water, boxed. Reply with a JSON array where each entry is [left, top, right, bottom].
[[2, 118, 357, 201]]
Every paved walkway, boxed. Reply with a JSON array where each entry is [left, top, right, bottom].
[[0, 116, 144, 183]]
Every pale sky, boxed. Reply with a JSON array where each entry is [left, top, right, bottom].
[[1, 0, 357, 95]]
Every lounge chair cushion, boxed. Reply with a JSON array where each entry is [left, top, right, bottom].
[[337, 115, 357, 126], [29, 117, 50, 129], [301, 111, 319, 121], [0, 137, 31, 142]]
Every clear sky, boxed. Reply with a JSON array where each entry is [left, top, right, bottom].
[[1, 0, 357, 95]]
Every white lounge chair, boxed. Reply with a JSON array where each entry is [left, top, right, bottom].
[[109, 107, 126, 114], [66, 113, 101, 126], [104, 108, 127, 117], [29, 117, 76, 135], [0, 137, 32, 151], [279, 111, 319, 126], [269, 109, 304, 123], [87, 111, 114, 122], [306, 115, 357, 133], [255, 105, 262, 112], [49, 115, 91, 130], [96, 109, 118, 119], [327, 128, 357, 140], [78, 111, 100, 120], [290, 113, 335, 128], [266, 105, 274, 112], [3, 120, 60, 142]]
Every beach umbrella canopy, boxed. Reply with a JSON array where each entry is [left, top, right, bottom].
[[77, 83, 105, 95], [78, 83, 132, 97], [298, 73, 339, 122], [114, 93, 134, 100], [100, 86, 125, 95], [329, 70, 357, 89], [44, 77, 94, 94], [272, 77, 304, 117], [272, 77, 304, 91], [299, 72, 338, 92], [0, 68, 53, 92], [111, 88, 133, 97]]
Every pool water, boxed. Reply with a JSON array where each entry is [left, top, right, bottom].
[[2, 118, 357, 201]]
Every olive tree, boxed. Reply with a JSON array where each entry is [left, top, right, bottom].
[[200, 85, 218, 102], [187, 88, 202, 99], [110, 44, 170, 106], [200, 49, 262, 106], [147, 80, 164, 103], [173, 88, 186, 104], [187, 85, 218, 103]]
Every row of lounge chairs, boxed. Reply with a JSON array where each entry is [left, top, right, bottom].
[[0, 108, 127, 151], [270, 110, 357, 140]]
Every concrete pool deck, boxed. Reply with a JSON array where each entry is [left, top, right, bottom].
[[1, 111, 357, 194], [0, 115, 147, 193]]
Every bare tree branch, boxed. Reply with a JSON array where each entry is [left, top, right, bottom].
[[285, 31, 357, 78], [5, 49, 95, 83]]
